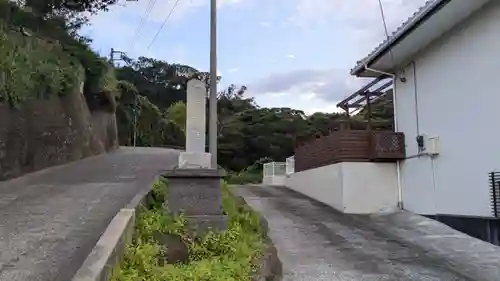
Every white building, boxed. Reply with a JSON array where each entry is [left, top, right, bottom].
[[351, 0, 498, 219]]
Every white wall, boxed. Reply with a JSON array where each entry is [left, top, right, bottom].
[[262, 175, 286, 186], [287, 163, 398, 214], [287, 164, 344, 211], [342, 163, 399, 214], [395, 2, 500, 217]]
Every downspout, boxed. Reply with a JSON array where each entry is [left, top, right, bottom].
[[363, 64, 404, 210]]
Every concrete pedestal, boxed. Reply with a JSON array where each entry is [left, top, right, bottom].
[[163, 168, 227, 234]]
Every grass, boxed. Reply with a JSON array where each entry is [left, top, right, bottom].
[[111, 179, 265, 281]]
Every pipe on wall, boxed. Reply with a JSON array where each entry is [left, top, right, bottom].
[[409, 60, 439, 214], [363, 65, 403, 209]]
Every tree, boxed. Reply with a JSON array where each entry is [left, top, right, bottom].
[[24, 0, 118, 16], [114, 56, 347, 172], [167, 101, 186, 133]]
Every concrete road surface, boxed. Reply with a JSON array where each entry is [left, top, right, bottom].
[[236, 185, 475, 281], [0, 147, 178, 281]]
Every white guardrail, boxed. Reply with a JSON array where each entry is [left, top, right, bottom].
[[262, 157, 294, 185]]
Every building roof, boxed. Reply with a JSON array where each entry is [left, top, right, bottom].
[[351, 0, 493, 77]]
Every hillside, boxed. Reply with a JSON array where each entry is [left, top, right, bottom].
[[0, 0, 119, 180]]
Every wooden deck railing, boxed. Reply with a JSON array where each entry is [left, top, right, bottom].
[[294, 130, 405, 172]]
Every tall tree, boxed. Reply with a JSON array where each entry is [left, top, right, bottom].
[[24, 0, 118, 15]]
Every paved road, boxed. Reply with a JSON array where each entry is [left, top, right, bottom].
[[237, 185, 474, 281], [0, 147, 178, 281]]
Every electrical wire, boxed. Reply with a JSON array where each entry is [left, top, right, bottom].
[[377, 0, 396, 64], [146, 0, 182, 50], [130, 0, 158, 46]]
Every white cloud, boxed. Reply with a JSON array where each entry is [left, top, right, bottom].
[[247, 68, 370, 113], [286, 54, 296, 59], [246, 0, 428, 112], [228, 67, 241, 73]]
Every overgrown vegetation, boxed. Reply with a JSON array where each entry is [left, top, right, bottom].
[[0, 0, 118, 107], [111, 180, 265, 281]]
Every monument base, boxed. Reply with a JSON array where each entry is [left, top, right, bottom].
[[178, 151, 212, 169], [185, 215, 228, 235], [163, 168, 227, 233]]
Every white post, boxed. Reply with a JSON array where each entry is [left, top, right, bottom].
[[178, 79, 212, 169]]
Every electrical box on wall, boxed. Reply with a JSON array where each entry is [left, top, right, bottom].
[[426, 136, 440, 155], [416, 134, 440, 155]]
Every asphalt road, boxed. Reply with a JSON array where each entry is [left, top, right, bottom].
[[236, 185, 474, 281], [0, 147, 178, 281]]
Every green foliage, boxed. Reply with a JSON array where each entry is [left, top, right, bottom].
[[0, 0, 118, 107], [226, 171, 262, 185], [0, 23, 83, 105], [24, 0, 119, 16], [167, 101, 186, 133], [225, 157, 271, 185], [114, 57, 190, 148], [111, 181, 265, 281]]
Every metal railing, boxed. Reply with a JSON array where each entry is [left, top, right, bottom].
[[286, 156, 295, 175], [263, 162, 286, 177], [489, 172, 500, 217]]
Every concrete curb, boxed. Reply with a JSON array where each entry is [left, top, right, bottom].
[[71, 187, 152, 281]]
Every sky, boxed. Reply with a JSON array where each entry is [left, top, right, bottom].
[[82, 0, 429, 114]]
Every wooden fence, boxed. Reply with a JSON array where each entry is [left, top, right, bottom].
[[294, 130, 405, 172]]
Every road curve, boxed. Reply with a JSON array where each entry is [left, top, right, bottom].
[[236, 185, 473, 281], [0, 147, 178, 281]]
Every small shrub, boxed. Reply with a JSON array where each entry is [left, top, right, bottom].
[[112, 180, 265, 281]]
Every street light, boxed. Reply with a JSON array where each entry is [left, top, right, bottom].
[[209, 0, 218, 169]]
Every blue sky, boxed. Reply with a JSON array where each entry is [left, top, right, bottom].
[[82, 0, 427, 114]]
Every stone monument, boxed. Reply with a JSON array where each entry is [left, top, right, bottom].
[[164, 77, 227, 234], [178, 79, 211, 168]]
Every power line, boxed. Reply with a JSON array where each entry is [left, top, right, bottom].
[[130, 0, 158, 46], [146, 0, 182, 50], [377, 0, 395, 63]]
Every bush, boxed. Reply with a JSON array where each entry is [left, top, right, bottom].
[[226, 170, 262, 185], [0, 23, 84, 105], [111, 180, 265, 281], [0, 0, 118, 106]]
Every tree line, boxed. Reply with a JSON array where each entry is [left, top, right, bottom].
[[9, 0, 393, 173]]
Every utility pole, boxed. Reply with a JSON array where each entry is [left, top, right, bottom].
[[109, 48, 137, 147], [209, 0, 218, 168], [109, 48, 127, 65]]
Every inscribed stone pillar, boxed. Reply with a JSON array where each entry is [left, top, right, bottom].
[[178, 79, 211, 169]]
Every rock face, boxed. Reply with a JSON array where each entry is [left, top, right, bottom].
[[0, 89, 118, 181]]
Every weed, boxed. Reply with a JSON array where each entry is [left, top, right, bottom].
[[111, 179, 265, 281]]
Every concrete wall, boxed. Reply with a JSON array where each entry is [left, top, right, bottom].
[[262, 175, 287, 186], [287, 162, 398, 214], [0, 89, 118, 181], [394, 1, 500, 216]]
